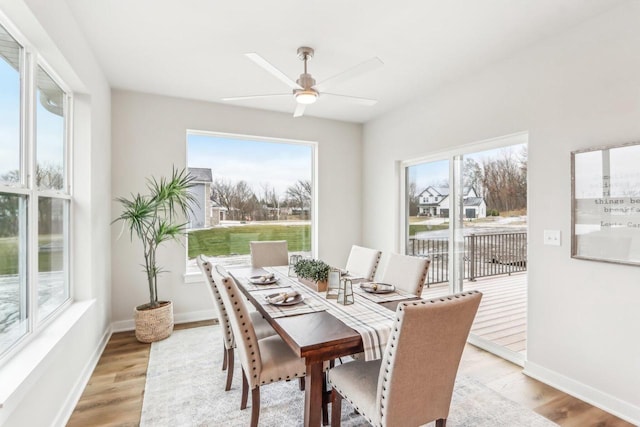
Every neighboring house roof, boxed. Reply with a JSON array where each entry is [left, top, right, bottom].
[[188, 167, 213, 183], [418, 186, 474, 197], [464, 197, 485, 206]]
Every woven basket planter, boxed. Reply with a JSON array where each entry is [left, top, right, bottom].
[[134, 301, 174, 343]]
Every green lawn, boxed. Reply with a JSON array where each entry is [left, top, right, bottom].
[[0, 235, 63, 275], [188, 224, 311, 259], [408, 223, 449, 236]]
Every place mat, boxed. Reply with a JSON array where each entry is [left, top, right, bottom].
[[353, 284, 417, 303], [239, 279, 283, 292], [250, 287, 328, 319]]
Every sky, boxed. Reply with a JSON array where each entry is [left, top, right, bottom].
[[187, 133, 312, 198], [1, 57, 65, 183], [408, 143, 527, 192]]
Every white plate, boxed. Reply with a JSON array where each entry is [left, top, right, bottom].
[[360, 282, 395, 294], [265, 293, 304, 306], [249, 275, 278, 285]]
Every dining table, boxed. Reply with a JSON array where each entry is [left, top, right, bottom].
[[228, 265, 420, 427]]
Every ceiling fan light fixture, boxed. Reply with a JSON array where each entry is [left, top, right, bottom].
[[295, 90, 318, 105]]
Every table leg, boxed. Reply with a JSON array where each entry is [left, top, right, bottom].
[[304, 360, 324, 427]]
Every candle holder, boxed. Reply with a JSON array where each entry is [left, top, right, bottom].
[[326, 269, 341, 299], [337, 278, 354, 305], [288, 254, 302, 277]]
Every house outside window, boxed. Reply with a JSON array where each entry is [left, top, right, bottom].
[[0, 22, 72, 359]]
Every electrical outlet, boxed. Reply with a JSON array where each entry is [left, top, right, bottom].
[[543, 230, 561, 246]]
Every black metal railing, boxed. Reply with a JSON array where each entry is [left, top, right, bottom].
[[408, 231, 527, 286]]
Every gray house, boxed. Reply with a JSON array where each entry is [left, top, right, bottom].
[[187, 167, 213, 229]]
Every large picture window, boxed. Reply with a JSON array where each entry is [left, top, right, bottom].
[[0, 23, 71, 359], [186, 132, 314, 272]]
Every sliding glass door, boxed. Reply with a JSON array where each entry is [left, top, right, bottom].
[[403, 135, 528, 364]]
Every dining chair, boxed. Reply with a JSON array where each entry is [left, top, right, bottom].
[[344, 245, 382, 281], [379, 253, 431, 296], [328, 291, 482, 427], [196, 255, 276, 392], [211, 264, 326, 427], [250, 240, 289, 268]]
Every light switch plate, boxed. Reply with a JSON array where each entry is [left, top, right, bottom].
[[543, 230, 561, 246]]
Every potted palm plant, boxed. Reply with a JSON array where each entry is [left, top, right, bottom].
[[113, 167, 196, 343]]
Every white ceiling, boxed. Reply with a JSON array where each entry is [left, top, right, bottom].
[[65, 0, 625, 123]]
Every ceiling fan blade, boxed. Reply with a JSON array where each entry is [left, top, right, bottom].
[[322, 93, 378, 106], [315, 57, 383, 92], [246, 53, 302, 90], [222, 93, 291, 101], [293, 103, 306, 118]]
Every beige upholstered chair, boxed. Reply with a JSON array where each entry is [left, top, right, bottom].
[[345, 245, 382, 281], [379, 253, 431, 296], [211, 264, 312, 427], [196, 255, 276, 391], [328, 291, 482, 427], [250, 240, 289, 268]]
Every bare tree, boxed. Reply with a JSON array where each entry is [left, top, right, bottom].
[[286, 180, 311, 209], [408, 181, 419, 216], [481, 150, 527, 213], [211, 179, 235, 217]]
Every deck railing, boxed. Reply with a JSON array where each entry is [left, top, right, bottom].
[[408, 231, 527, 285]]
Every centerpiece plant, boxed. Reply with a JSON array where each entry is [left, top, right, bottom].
[[113, 167, 196, 342], [293, 258, 330, 292]]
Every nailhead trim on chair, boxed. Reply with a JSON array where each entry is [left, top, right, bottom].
[[197, 257, 235, 349], [370, 251, 381, 281], [415, 259, 431, 296]]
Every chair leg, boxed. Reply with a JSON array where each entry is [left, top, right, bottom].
[[299, 377, 305, 391], [241, 368, 249, 410], [331, 389, 342, 426], [250, 387, 260, 427], [436, 419, 447, 427], [222, 340, 228, 371], [322, 372, 329, 426], [225, 348, 234, 391]]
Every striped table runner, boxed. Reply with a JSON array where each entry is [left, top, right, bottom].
[[267, 267, 399, 361]]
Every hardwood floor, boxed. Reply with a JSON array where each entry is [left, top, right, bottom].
[[67, 321, 633, 427]]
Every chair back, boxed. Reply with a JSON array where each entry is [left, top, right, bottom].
[[380, 253, 430, 296], [250, 240, 289, 268], [211, 264, 263, 388], [376, 291, 482, 426], [196, 255, 234, 349], [345, 245, 382, 281]]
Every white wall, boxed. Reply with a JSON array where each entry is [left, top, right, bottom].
[[0, 0, 111, 426], [111, 90, 362, 326], [362, 2, 640, 423]]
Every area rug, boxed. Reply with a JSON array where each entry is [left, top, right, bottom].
[[140, 326, 556, 426]]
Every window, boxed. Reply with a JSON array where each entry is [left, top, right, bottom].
[[186, 132, 314, 272], [0, 23, 71, 359]]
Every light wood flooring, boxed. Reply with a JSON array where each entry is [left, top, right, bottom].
[[422, 272, 527, 354], [67, 320, 633, 427]]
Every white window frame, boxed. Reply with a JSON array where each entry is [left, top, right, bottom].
[[183, 130, 318, 280], [0, 18, 74, 363]]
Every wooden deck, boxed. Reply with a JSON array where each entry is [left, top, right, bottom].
[[421, 272, 527, 355]]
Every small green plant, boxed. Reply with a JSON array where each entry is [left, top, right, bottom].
[[113, 167, 197, 309], [293, 258, 330, 282]]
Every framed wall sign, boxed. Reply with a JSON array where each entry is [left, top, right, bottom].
[[572, 141, 640, 265]]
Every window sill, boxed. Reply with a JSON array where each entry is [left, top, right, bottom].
[[184, 272, 204, 284], [0, 300, 95, 413]]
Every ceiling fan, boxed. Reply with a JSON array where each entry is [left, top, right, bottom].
[[223, 46, 383, 117]]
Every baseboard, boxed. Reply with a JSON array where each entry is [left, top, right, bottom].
[[524, 361, 639, 425], [111, 309, 217, 333], [53, 325, 112, 427]]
